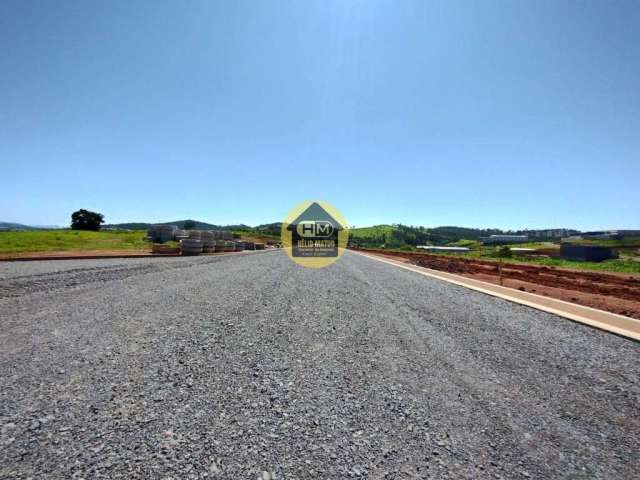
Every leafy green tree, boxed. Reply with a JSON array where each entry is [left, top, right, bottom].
[[183, 220, 196, 230], [70, 209, 104, 231]]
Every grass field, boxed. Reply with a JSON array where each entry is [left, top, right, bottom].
[[479, 241, 640, 273], [0, 230, 149, 254], [506, 254, 640, 274], [446, 239, 481, 247], [349, 225, 396, 239]]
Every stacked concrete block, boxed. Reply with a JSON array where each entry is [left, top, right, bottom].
[[201, 231, 216, 253], [147, 225, 178, 243], [212, 231, 225, 252], [173, 229, 189, 241], [180, 238, 203, 255], [152, 244, 180, 254]]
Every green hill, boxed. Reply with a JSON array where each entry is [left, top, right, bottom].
[[349, 225, 434, 248], [0, 222, 38, 231], [350, 224, 514, 248], [103, 220, 251, 231]]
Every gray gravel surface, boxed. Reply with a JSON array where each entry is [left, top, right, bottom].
[[1, 250, 638, 479]]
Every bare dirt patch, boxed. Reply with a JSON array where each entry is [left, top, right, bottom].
[[354, 249, 640, 320]]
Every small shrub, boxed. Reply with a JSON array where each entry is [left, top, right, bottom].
[[495, 246, 512, 258]]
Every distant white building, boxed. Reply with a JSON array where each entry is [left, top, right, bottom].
[[481, 234, 528, 245], [580, 231, 620, 240], [562, 230, 624, 242], [417, 246, 470, 252]]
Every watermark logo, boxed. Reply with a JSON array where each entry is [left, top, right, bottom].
[[281, 201, 349, 268]]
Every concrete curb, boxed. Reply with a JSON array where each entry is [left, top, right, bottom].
[[351, 250, 640, 342]]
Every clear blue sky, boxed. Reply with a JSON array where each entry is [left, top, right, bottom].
[[1, 1, 638, 230]]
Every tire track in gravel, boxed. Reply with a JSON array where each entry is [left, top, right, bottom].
[[0, 254, 275, 299]]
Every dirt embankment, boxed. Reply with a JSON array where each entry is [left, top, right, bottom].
[[353, 248, 640, 320]]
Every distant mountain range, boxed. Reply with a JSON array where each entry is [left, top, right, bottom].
[[103, 220, 254, 231], [0, 222, 60, 231], [0, 219, 281, 233]]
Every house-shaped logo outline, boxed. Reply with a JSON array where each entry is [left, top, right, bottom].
[[285, 202, 344, 234], [285, 202, 344, 258]]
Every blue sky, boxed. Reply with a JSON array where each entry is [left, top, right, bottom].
[[1, 0, 638, 230]]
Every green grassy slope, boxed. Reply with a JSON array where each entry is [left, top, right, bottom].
[[349, 225, 397, 238], [0, 230, 149, 254]]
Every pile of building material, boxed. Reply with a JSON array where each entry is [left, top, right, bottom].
[[147, 225, 178, 243], [201, 231, 216, 253], [180, 238, 203, 255], [187, 230, 246, 255], [152, 244, 180, 254], [214, 231, 226, 252], [173, 229, 189, 241], [148, 227, 260, 256]]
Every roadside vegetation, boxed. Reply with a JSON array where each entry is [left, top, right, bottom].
[[0, 230, 149, 254], [349, 225, 640, 274], [0, 228, 276, 256], [505, 255, 640, 274], [357, 245, 640, 274]]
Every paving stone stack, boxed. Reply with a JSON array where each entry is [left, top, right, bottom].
[[147, 225, 177, 243], [220, 231, 234, 251], [201, 231, 216, 253], [244, 241, 255, 251], [254, 242, 266, 250], [180, 238, 202, 255], [152, 244, 180, 254], [187, 230, 202, 240], [213, 231, 226, 252], [173, 229, 189, 241], [234, 241, 245, 251]]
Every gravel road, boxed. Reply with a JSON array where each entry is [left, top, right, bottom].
[[1, 250, 638, 479]]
